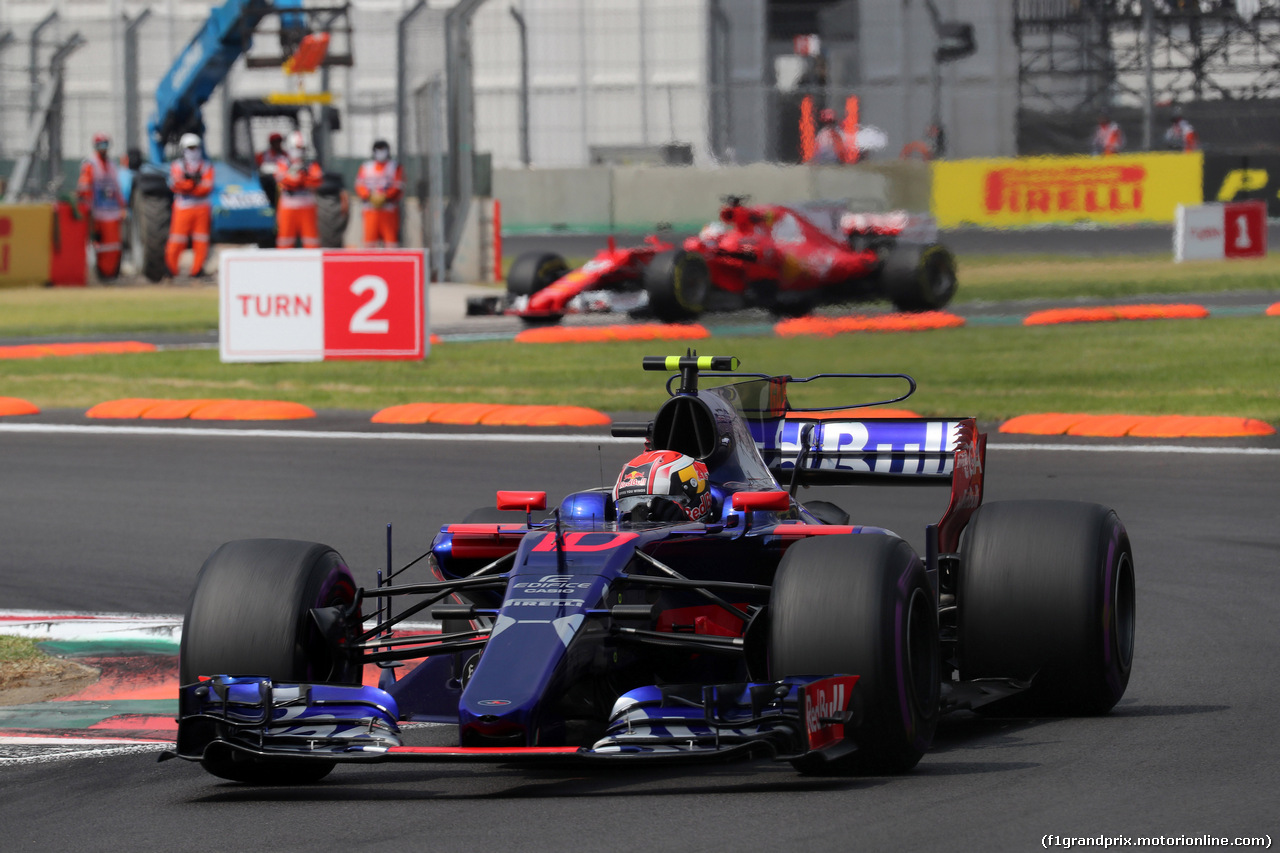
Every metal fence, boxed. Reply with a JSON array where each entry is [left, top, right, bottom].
[[1, 0, 996, 185]]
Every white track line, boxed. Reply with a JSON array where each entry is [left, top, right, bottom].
[[992, 442, 1280, 456], [0, 742, 170, 767], [0, 423, 634, 444], [0, 422, 1276, 455]]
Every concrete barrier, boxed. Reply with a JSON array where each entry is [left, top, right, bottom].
[[492, 168, 614, 233], [490, 161, 932, 235]]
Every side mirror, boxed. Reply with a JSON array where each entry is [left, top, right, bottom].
[[496, 491, 547, 512]]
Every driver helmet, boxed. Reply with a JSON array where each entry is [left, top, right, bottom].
[[614, 450, 714, 522]]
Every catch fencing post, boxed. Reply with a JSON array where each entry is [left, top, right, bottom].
[[395, 0, 427, 179], [509, 4, 530, 167], [123, 9, 151, 157], [492, 198, 501, 283]]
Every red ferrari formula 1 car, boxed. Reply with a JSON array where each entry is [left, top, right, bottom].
[[469, 197, 957, 324]]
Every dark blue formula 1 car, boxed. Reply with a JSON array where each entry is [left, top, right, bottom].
[[167, 355, 1136, 784]]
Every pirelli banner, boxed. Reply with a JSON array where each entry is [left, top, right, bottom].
[[931, 152, 1203, 228]]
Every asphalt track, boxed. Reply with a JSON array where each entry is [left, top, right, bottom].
[[0, 423, 1277, 851]]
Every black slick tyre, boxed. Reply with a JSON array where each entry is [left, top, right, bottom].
[[180, 538, 362, 784], [769, 535, 940, 775], [644, 249, 710, 323], [135, 190, 172, 283], [317, 176, 348, 248], [881, 243, 957, 312], [507, 251, 568, 298], [959, 500, 1135, 715]]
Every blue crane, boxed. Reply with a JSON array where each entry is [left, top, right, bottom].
[[130, 0, 349, 281]]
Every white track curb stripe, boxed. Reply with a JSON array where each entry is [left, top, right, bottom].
[[0, 611, 436, 644]]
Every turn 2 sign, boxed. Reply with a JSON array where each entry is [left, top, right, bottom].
[[219, 249, 428, 362]]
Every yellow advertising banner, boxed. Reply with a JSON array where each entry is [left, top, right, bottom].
[[931, 152, 1204, 228], [0, 204, 54, 287]]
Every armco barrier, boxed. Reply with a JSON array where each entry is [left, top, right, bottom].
[[931, 152, 1203, 229]]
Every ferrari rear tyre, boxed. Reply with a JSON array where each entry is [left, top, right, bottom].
[[959, 501, 1135, 716], [769, 535, 940, 775], [135, 191, 172, 283], [180, 539, 362, 784], [882, 243, 957, 312], [644, 249, 710, 323], [507, 251, 568, 298]]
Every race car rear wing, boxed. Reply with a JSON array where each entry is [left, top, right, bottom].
[[755, 416, 966, 485], [753, 415, 986, 554]]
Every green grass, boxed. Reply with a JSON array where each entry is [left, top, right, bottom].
[[955, 253, 1280, 303], [2, 252, 1278, 340], [0, 635, 43, 665], [0, 285, 218, 338], [3, 317, 1277, 423]]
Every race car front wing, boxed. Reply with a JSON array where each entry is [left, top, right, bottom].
[[164, 674, 860, 769]]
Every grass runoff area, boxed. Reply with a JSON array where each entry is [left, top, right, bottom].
[[0, 635, 49, 690], [0, 253, 1276, 423]]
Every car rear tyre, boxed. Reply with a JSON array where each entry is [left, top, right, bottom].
[[180, 538, 362, 784], [882, 243, 957, 312], [644, 249, 710, 323], [507, 251, 568, 298], [769, 535, 940, 775], [959, 501, 1135, 716]]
